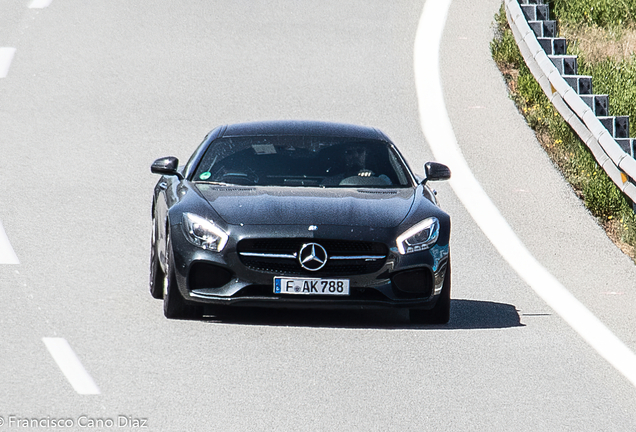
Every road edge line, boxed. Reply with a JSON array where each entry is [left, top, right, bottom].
[[414, 0, 636, 387], [0, 221, 19, 264]]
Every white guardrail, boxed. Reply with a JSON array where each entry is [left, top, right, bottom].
[[505, 0, 636, 205]]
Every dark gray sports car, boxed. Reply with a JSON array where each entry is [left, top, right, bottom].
[[150, 120, 451, 323]]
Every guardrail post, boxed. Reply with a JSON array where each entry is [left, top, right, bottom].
[[538, 38, 567, 55], [580, 95, 609, 116], [549, 55, 578, 75], [615, 139, 635, 157], [563, 75, 592, 94]]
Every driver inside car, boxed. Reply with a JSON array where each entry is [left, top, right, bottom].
[[322, 144, 391, 186]]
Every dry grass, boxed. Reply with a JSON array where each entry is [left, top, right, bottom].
[[605, 218, 636, 257], [559, 23, 636, 259], [560, 22, 636, 62]]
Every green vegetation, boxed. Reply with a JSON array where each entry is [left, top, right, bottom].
[[577, 58, 636, 125], [491, 2, 636, 258], [550, 0, 636, 29]]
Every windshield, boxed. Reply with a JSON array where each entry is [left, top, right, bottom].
[[192, 136, 413, 188]]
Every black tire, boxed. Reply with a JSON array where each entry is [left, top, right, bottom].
[[163, 266, 188, 319], [409, 259, 451, 324], [150, 256, 165, 299], [163, 234, 200, 319], [149, 217, 164, 299]]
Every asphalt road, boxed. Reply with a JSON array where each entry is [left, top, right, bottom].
[[2, 0, 636, 430]]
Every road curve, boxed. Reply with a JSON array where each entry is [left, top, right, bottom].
[[1, 0, 636, 430]]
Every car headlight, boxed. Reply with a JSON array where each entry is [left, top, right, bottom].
[[396, 217, 440, 255], [181, 213, 228, 252]]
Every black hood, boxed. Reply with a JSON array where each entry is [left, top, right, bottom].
[[195, 185, 415, 228]]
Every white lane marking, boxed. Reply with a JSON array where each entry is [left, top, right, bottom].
[[0, 47, 16, 78], [29, 0, 53, 8], [0, 221, 19, 264], [415, 0, 636, 387], [42, 337, 100, 395]]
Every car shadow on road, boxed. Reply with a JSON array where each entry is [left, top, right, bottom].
[[200, 299, 524, 330]]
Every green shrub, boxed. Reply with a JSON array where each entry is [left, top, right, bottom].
[[578, 56, 636, 132], [550, 0, 636, 28], [584, 170, 629, 217], [491, 4, 524, 67]]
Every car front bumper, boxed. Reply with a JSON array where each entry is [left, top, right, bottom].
[[169, 222, 450, 311]]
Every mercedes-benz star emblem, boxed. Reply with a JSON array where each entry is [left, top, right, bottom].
[[298, 243, 328, 271]]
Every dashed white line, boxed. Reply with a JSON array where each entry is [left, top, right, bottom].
[[415, 0, 636, 387], [0, 47, 16, 78], [42, 338, 100, 395], [0, 221, 19, 264], [29, 0, 53, 9]]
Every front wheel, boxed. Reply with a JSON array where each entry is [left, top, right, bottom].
[[163, 235, 200, 319], [149, 217, 164, 299], [409, 259, 451, 324]]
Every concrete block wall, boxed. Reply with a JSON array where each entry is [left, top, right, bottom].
[[519, 0, 636, 158]]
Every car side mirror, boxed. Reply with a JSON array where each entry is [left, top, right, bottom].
[[151, 156, 183, 179], [422, 162, 451, 185]]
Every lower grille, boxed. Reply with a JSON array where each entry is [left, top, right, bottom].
[[233, 284, 391, 301]]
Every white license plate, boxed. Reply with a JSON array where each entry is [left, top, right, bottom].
[[274, 277, 350, 296]]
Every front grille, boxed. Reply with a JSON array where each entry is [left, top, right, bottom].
[[237, 238, 388, 275]]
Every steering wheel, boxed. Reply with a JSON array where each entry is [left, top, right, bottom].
[[213, 166, 259, 185]]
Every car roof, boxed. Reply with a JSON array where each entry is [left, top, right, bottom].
[[220, 120, 390, 141]]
